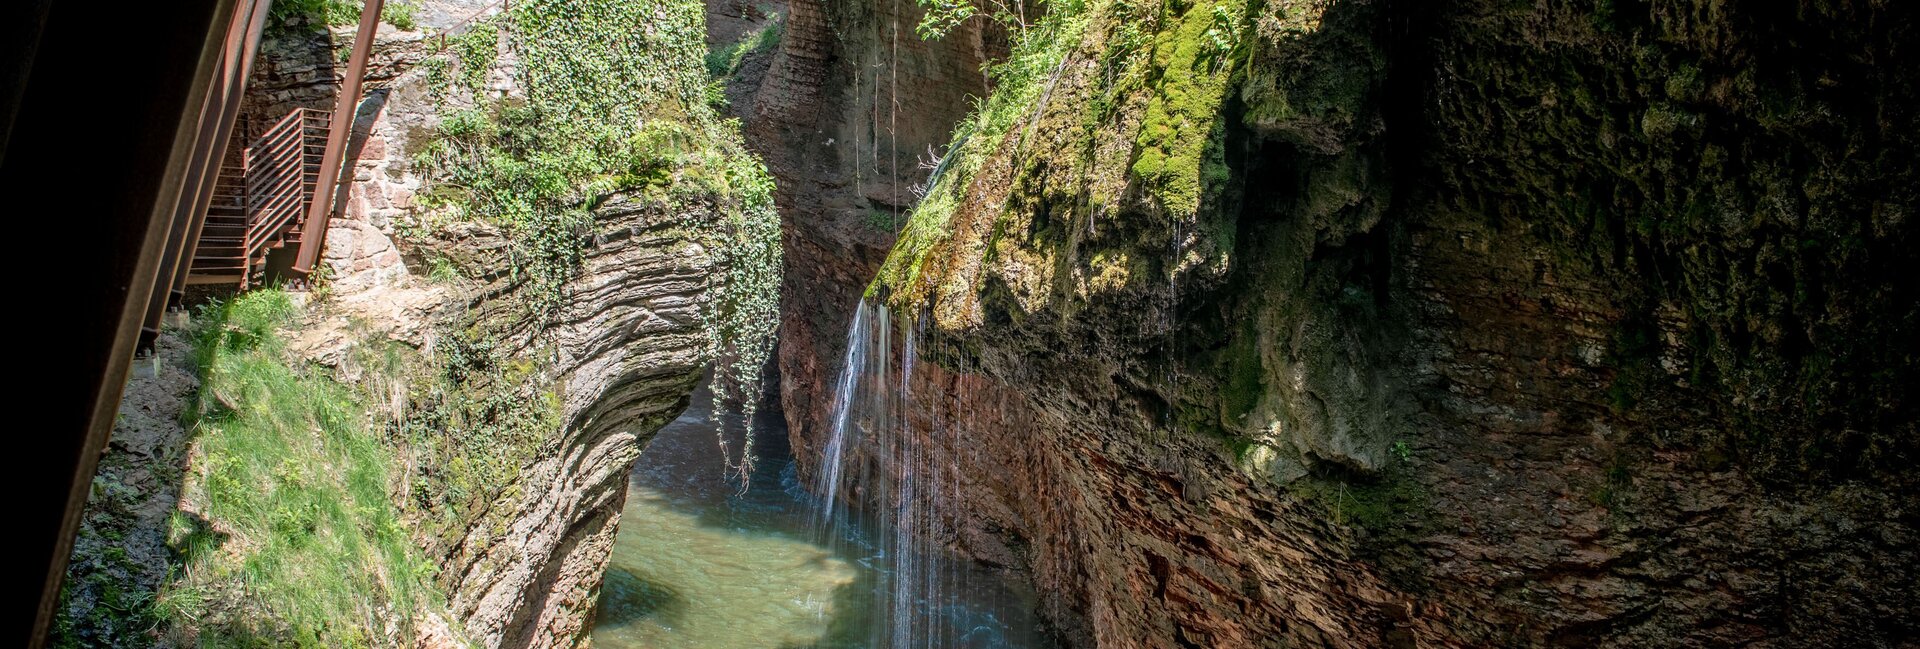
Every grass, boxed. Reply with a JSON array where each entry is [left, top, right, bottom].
[[153, 289, 444, 647], [705, 11, 784, 80]]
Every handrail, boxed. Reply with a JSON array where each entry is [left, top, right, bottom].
[[192, 2, 515, 285], [430, 0, 511, 53], [237, 107, 332, 264]]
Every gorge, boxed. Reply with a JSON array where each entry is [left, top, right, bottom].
[[45, 0, 1919, 648]]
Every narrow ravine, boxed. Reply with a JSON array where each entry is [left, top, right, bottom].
[[591, 377, 1056, 648], [42, 0, 1917, 647]]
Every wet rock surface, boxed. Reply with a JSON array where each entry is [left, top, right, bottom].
[[725, 0, 1002, 481], [798, 1, 1920, 647]]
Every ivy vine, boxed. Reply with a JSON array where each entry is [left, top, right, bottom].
[[411, 0, 783, 483]]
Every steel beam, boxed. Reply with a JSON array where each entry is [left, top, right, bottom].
[[3, 0, 240, 644], [292, 0, 385, 275]]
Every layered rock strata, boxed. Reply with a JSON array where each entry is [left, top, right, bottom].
[[815, 1, 1920, 647]]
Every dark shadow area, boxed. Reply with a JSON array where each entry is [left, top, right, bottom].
[[49, 330, 209, 646], [591, 566, 688, 632]]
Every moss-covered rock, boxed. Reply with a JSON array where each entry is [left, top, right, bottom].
[[871, 0, 1918, 644]]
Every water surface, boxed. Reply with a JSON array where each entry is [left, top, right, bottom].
[[591, 388, 1053, 649]]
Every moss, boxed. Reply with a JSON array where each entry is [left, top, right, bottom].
[[1290, 473, 1411, 533], [1129, 0, 1248, 219], [1587, 452, 1636, 510], [1424, 1, 1920, 486], [1219, 318, 1265, 424]]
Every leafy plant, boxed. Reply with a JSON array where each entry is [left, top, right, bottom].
[[269, 0, 423, 33], [384, 1, 420, 31], [913, 0, 1033, 41], [1391, 440, 1414, 464]]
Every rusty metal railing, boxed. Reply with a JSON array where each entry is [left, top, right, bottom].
[[431, 0, 511, 53], [243, 107, 330, 266]]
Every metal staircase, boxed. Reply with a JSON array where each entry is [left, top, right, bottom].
[[186, 107, 331, 286]]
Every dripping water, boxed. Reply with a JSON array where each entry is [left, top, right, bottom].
[[803, 299, 1056, 648]]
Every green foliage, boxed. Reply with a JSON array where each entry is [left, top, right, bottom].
[[412, 0, 782, 479], [155, 289, 443, 646], [426, 254, 464, 283], [269, 0, 422, 32], [450, 21, 501, 93], [862, 208, 902, 234], [1391, 440, 1414, 464], [706, 13, 784, 80], [878, 0, 1091, 295], [390, 326, 560, 550], [383, 1, 419, 31], [913, 0, 1032, 41], [915, 0, 981, 40], [269, 0, 359, 30]]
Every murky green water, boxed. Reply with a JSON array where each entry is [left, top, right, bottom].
[[591, 390, 1053, 648]]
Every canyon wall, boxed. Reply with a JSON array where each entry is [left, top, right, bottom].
[[405, 196, 722, 648], [839, 0, 1917, 647], [727, 0, 1004, 468], [59, 4, 757, 645], [308, 14, 747, 646]]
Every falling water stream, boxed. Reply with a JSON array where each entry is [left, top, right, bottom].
[[591, 300, 1054, 648]]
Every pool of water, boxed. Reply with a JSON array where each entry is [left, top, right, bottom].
[[590, 388, 1055, 649]]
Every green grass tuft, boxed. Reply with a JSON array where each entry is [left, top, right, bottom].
[[706, 13, 784, 80], [156, 289, 444, 646]]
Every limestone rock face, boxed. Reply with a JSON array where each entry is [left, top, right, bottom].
[[433, 196, 720, 648], [256, 16, 728, 647], [800, 0, 1920, 647]]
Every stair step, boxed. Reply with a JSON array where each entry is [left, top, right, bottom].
[[185, 274, 247, 286]]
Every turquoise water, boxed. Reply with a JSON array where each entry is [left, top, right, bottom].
[[590, 390, 1054, 649]]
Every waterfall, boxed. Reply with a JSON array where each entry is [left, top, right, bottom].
[[810, 300, 873, 540], [808, 298, 971, 648]]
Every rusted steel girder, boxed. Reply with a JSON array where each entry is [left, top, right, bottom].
[[292, 0, 385, 276], [139, 0, 272, 353], [4, 0, 241, 644], [168, 0, 274, 298]]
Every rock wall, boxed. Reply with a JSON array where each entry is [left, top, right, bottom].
[[846, 1, 1919, 647], [409, 196, 720, 648], [725, 0, 1004, 475], [240, 10, 730, 647]]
